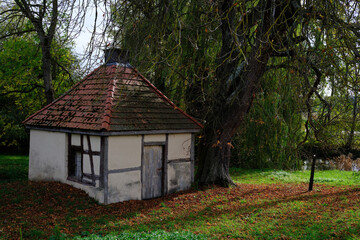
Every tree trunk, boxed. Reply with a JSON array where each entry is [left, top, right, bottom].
[[345, 94, 358, 150], [13, 0, 58, 105], [308, 156, 316, 191], [197, 130, 234, 186], [197, 44, 272, 186], [196, 63, 269, 186], [42, 43, 55, 104], [196, 0, 299, 186]]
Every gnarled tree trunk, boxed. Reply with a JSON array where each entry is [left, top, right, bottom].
[[197, 48, 271, 186], [196, 0, 300, 186]]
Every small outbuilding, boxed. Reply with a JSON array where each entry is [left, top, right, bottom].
[[23, 49, 202, 204]]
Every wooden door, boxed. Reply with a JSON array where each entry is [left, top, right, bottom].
[[142, 145, 164, 199]]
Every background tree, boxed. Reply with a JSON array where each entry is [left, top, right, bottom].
[[1, 0, 358, 185], [0, 0, 91, 104], [232, 63, 304, 170], [297, 0, 359, 154], [109, 0, 359, 186], [0, 35, 77, 152], [110, 0, 304, 186], [0, 0, 96, 152]]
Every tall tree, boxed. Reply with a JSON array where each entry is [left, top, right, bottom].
[[0, 0, 90, 104], [0, 35, 77, 151], [196, 0, 303, 185], [109, 0, 359, 186]]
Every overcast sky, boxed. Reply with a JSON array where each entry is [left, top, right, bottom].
[[73, 3, 105, 65]]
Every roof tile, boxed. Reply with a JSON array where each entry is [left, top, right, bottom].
[[24, 65, 202, 132]]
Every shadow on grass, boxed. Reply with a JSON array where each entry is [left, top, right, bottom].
[[107, 184, 360, 239], [1, 155, 359, 239], [1, 180, 359, 239]]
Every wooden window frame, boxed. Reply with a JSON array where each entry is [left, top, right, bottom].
[[67, 133, 101, 187]]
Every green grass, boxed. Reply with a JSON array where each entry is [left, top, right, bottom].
[[230, 168, 360, 186], [1, 154, 358, 186], [73, 230, 207, 240], [1, 155, 360, 239], [0, 155, 28, 182]]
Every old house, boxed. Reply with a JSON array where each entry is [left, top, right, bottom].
[[23, 49, 202, 204]]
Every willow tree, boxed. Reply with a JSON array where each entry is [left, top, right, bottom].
[[110, 0, 359, 186], [295, 0, 360, 153], [109, 0, 301, 186]]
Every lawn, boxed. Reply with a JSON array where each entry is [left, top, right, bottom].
[[0, 155, 28, 183], [0, 155, 359, 239]]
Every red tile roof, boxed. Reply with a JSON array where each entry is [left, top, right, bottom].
[[24, 64, 203, 132]]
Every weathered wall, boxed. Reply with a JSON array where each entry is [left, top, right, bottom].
[[71, 134, 102, 187], [29, 130, 67, 181], [29, 131, 105, 203], [107, 171, 141, 203], [71, 134, 101, 151], [168, 133, 191, 160], [82, 155, 101, 177], [65, 179, 105, 204], [167, 162, 192, 193], [67, 134, 102, 203], [107, 135, 142, 203], [167, 133, 193, 193], [144, 134, 166, 142], [29, 131, 194, 204], [108, 135, 142, 169]]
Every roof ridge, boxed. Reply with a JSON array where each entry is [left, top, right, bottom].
[[100, 65, 124, 130], [23, 65, 103, 125], [132, 68, 204, 129]]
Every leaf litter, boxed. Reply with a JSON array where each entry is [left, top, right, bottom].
[[0, 181, 359, 239]]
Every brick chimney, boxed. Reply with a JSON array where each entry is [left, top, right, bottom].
[[104, 48, 130, 65]]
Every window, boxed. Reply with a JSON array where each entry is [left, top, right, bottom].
[[67, 133, 102, 187], [68, 146, 82, 181]]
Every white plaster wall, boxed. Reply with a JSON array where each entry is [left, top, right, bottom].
[[108, 171, 141, 203], [65, 180, 104, 203], [29, 131, 105, 203], [108, 135, 142, 170], [168, 133, 191, 160], [84, 135, 101, 151], [167, 162, 192, 193], [144, 134, 166, 142], [71, 134, 101, 152], [71, 134, 81, 146], [83, 155, 100, 176], [29, 130, 67, 181]]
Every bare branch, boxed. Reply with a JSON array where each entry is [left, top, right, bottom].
[[0, 84, 43, 97], [0, 29, 35, 40]]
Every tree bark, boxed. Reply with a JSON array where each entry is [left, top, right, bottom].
[[197, 48, 271, 186], [41, 43, 55, 104], [196, 0, 300, 186], [345, 94, 358, 150], [308, 156, 316, 191], [14, 0, 58, 104]]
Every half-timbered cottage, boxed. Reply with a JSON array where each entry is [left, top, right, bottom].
[[23, 49, 202, 204]]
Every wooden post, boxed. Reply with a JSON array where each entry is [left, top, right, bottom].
[[309, 155, 316, 191], [86, 135, 96, 185], [164, 134, 169, 195], [80, 134, 84, 180], [102, 137, 109, 204]]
